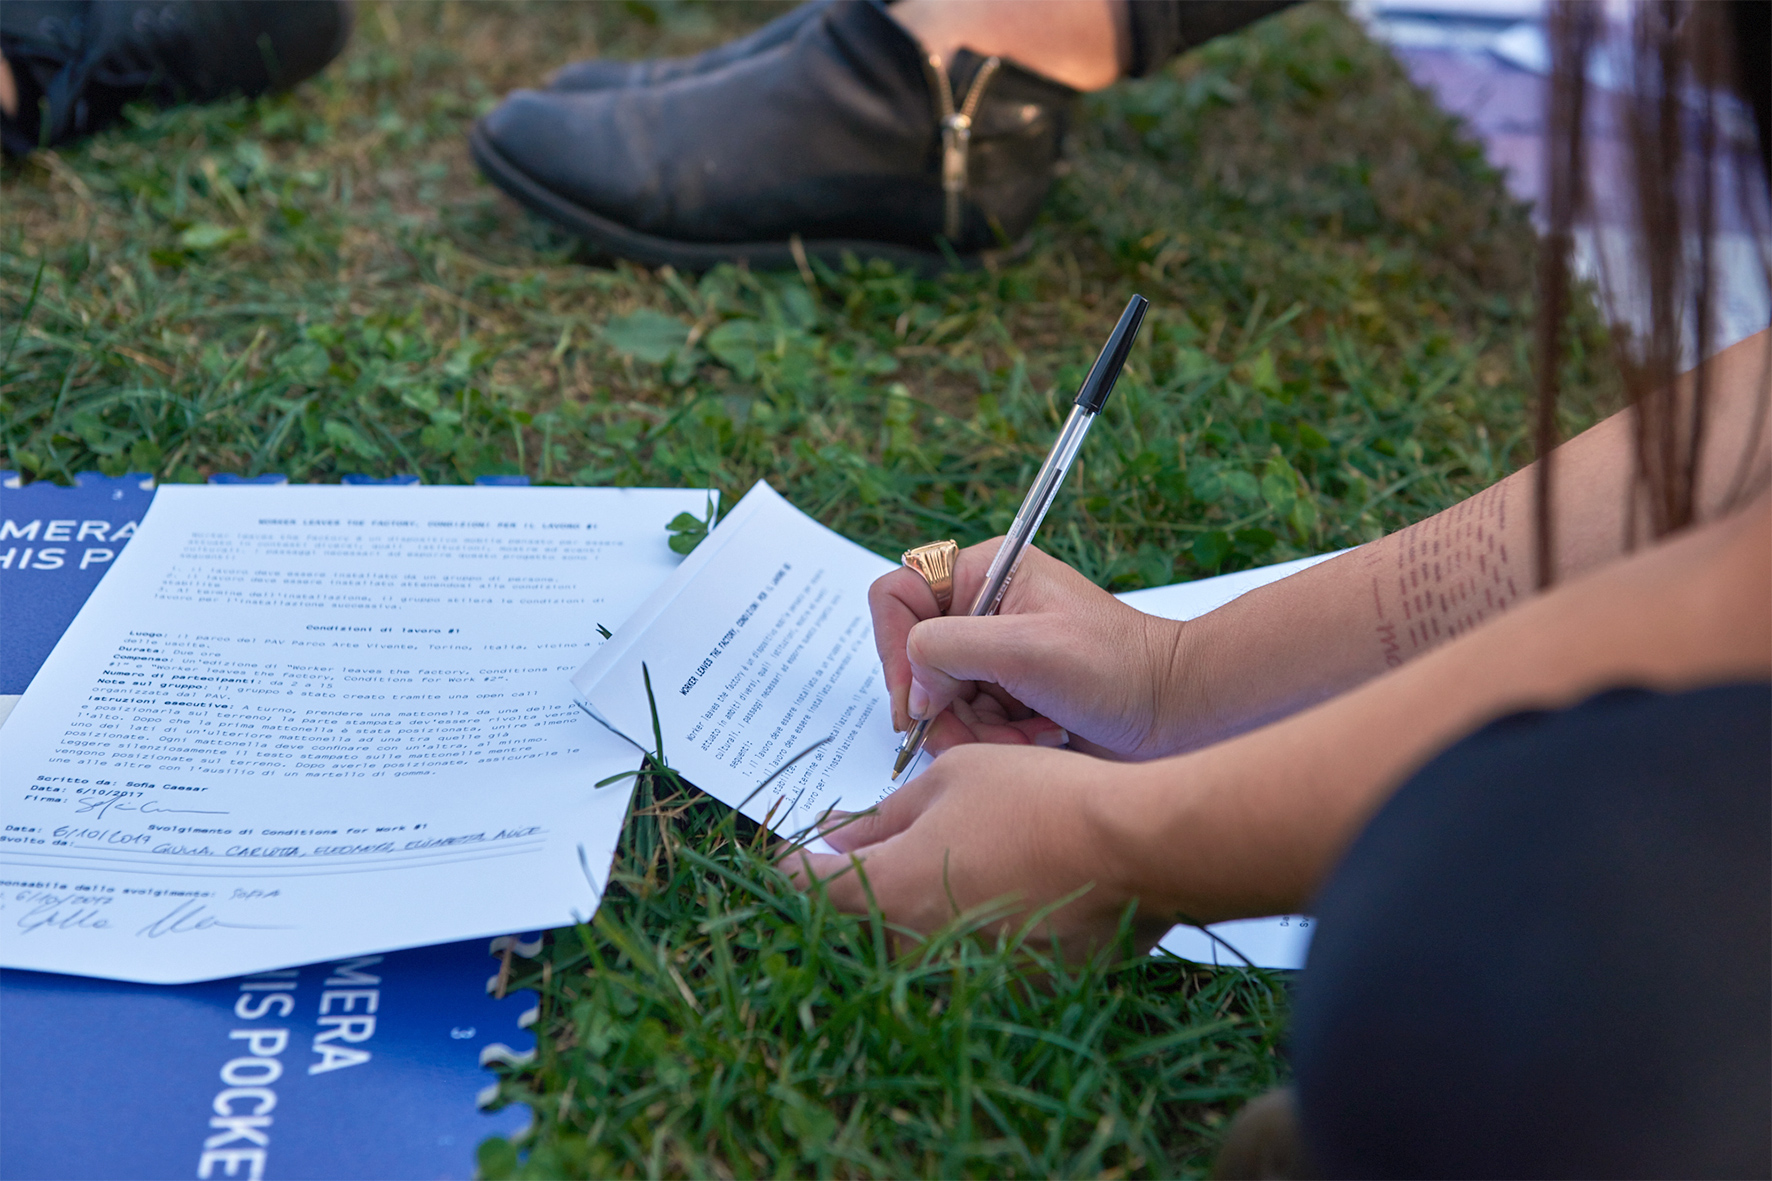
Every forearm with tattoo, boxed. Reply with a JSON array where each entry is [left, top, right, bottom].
[[1368, 482, 1525, 669]]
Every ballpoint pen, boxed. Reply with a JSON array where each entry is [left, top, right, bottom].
[[891, 292, 1150, 778]]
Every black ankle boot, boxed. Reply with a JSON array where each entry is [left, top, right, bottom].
[[1, 0, 352, 156], [469, 0, 1075, 272], [547, 0, 835, 92]]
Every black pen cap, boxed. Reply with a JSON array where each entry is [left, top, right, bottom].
[[1073, 294, 1150, 414]]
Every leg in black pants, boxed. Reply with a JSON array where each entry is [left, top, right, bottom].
[[1292, 684, 1771, 1178]]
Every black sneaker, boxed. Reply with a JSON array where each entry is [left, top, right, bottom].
[[1, 0, 353, 156], [547, 0, 833, 92], [470, 0, 1075, 272]]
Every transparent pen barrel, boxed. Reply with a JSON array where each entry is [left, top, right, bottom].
[[968, 404, 1095, 617]]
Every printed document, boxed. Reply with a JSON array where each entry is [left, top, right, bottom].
[[574, 483, 914, 850], [0, 485, 710, 983], [578, 482, 1347, 970]]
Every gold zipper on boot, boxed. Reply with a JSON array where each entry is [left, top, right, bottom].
[[927, 52, 1002, 242]]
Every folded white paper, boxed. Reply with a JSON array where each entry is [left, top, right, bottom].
[[575, 479, 1351, 970], [573, 482, 912, 853]]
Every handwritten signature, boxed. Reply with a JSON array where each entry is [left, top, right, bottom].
[[136, 900, 291, 938], [14, 891, 113, 935], [74, 796, 229, 822]]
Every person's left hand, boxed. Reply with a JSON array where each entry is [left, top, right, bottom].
[[783, 743, 1173, 959]]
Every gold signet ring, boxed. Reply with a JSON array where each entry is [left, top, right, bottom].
[[901, 540, 959, 613]]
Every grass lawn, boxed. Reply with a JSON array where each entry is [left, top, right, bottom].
[[2, 2, 1617, 1175]]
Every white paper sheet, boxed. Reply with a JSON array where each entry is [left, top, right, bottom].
[[1117, 550, 1349, 623], [0, 484, 711, 983], [575, 480, 1352, 971], [573, 483, 911, 853], [1120, 548, 1350, 969]]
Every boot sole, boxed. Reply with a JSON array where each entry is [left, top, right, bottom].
[[469, 119, 996, 277]]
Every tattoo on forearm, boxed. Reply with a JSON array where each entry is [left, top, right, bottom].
[[1370, 483, 1522, 667]]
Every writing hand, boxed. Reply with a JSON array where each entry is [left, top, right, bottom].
[[869, 542, 1189, 759]]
